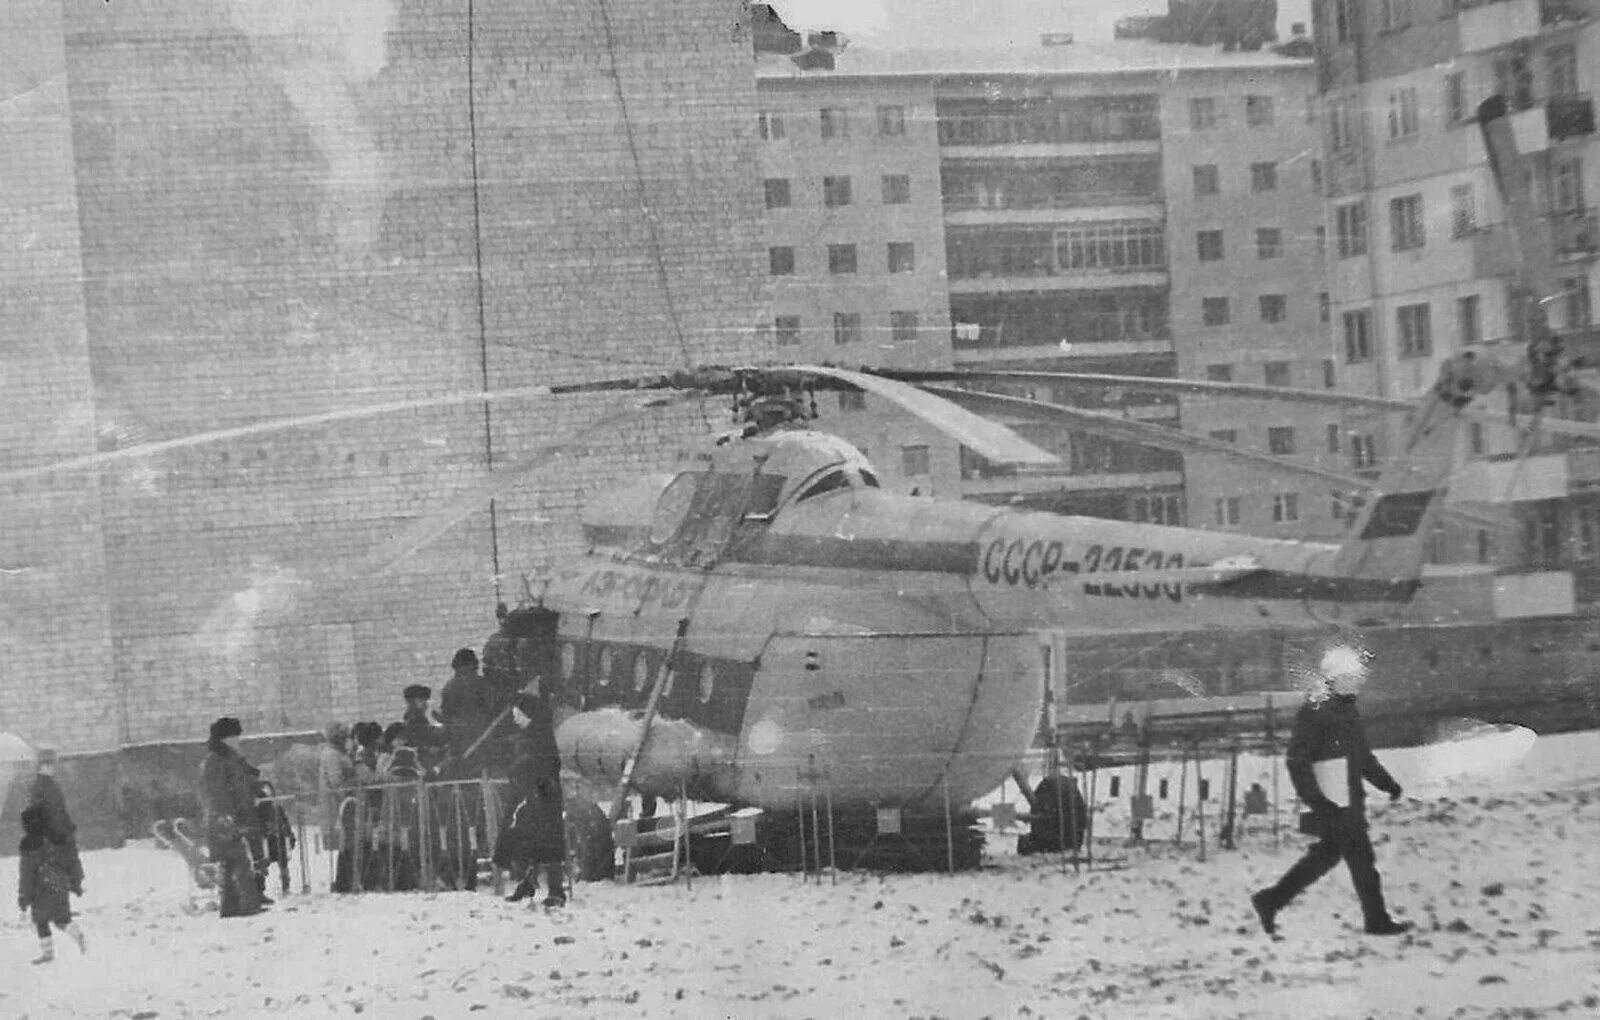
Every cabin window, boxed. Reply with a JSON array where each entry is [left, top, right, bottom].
[[633, 653, 651, 692], [699, 663, 717, 703], [859, 469, 880, 488], [598, 647, 615, 687], [797, 470, 851, 502], [660, 664, 676, 698], [560, 642, 578, 681]]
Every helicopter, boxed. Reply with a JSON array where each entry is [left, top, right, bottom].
[[4, 94, 1588, 871]]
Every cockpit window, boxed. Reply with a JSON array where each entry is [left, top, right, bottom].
[[859, 469, 880, 488], [796, 470, 851, 503]]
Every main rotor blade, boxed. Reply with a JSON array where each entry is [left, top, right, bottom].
[[884, 368, 1414, 413], [0, 383, 564, 486], [921, 385, 1500, 528], [792, 365, 1059, 468], [892, 366, 1600, 443], [367, 392, 696, 575]]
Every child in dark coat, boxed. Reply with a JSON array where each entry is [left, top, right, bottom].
[[17, 804, 86, 964]]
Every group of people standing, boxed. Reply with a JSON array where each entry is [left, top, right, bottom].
[[195, 615, 570, 914]]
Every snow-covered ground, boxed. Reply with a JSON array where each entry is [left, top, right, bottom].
[[3, 727, 1598, 1019]]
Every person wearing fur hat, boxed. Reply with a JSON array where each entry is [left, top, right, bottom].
[[17, 803, 87, 964], [495, 686, 567, 908], [199, 717, 265, 918], [28, 749, 82, 895]]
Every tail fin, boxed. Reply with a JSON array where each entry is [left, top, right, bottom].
[[1329, 369, 1481, 583]]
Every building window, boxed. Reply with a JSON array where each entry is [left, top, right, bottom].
[[1268, 427, 1296, 455], [1470, 421, 1486, 455], [1260, 295, 1287, 323], [1246, 95, 1275, 127], [1189, 97, 1217, 130], [833, 311, 861, 345], [1450, 184, 1476, 238], [877, 104, 906, 136], [1320, 292, 1331, 322], [901, 444, 931, 476], [1272, 493, 1300, 523], [823, 175, 852, 207], [769, 246, 794, 276], [890, 310, 919, 345], [1265, 361, 1291, 386], [1477, 528, 1494, 564], [1458, 294, 1482, 346], [838, 391, 865, 412], [1333, 0, 1353, 41], [1193, 164, 1220, 197], [1445, 71, 1468, 125], [1379, 0, 1413, 30], [1315, 226, 1327, 256], [1256, 227, 1283, 259], [774, 314, 801, 346], [1210, 428, 1237, 443], [1351, 433, 1378, 470], [887, 242, 915, 274], [821, 107, 849, 138], [828, 244, 857, 274], [1327, 423, 1342, 453], [1131, 494, 1184, 525], [1553, 157, 1585, 213], [1390, 194, 1425, 250], [1549, 44, 1579, 98], [1324, 358, 1337, 388], [881, 174, 911, 204], [1387, 87, 1420, 140], [1343, 309, 1372, 362], [1577, 503, 1600, 560], [1336, 201, 1368, 257], [1202, 297, 1230, 326], [759, 112, 786, 140], [1215, 497, 1241, 526], [1206, 363, 1233, 382], [1397, 302, 1432, 357], [1329, 95, 1358, 152], [1054, 221, 1166, 271], [764, 178, 791, 209], [1310, 158, 1323, 193], [1197, 230, 1224, 261], [1563, 276, 1593, 328], [1250, 162, 1278, 192]]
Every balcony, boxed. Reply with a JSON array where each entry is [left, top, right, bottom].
[[1458, 0, 1598, 50], [1553, 209, 1600, 261]]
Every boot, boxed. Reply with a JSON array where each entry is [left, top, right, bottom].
[[1365, 917, 1414, 936], [542, 866, 567, 909], [65, 923, 86, 954], [32, 936, 53, 965], [504, 870, 536, 903], [1249, 889, 1279, 936]]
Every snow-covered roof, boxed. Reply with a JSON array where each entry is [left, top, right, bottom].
[[756, 40, 1312, 82]]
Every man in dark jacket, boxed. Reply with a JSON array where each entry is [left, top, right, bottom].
[[400, 684, 448, 774], [439, 648, 499, 762], [199, 717, 264, 918], [28, 749, 82, 894], [496, 687, 567, 908], [1251, 654, 1411, 936]]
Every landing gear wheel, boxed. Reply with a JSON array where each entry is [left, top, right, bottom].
[[563, 793, 614, 881]]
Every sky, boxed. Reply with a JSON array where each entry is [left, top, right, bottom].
[[769, 0, 1316, 48]]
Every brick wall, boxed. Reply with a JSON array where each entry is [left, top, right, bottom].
[[0, 0, 762, 758]]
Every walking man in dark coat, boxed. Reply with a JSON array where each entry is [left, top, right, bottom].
[[496, 688, 567, 907], [439, 648, 499, 763], [199, 717, 265, 918], [401, 684, 449, 775], [1251, 651, 1411, 937], [28, 749, 82, 894]]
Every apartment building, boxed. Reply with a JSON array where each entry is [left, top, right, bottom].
[[1313, 0, 1600, 567], [757, 41, 1332, 533]]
